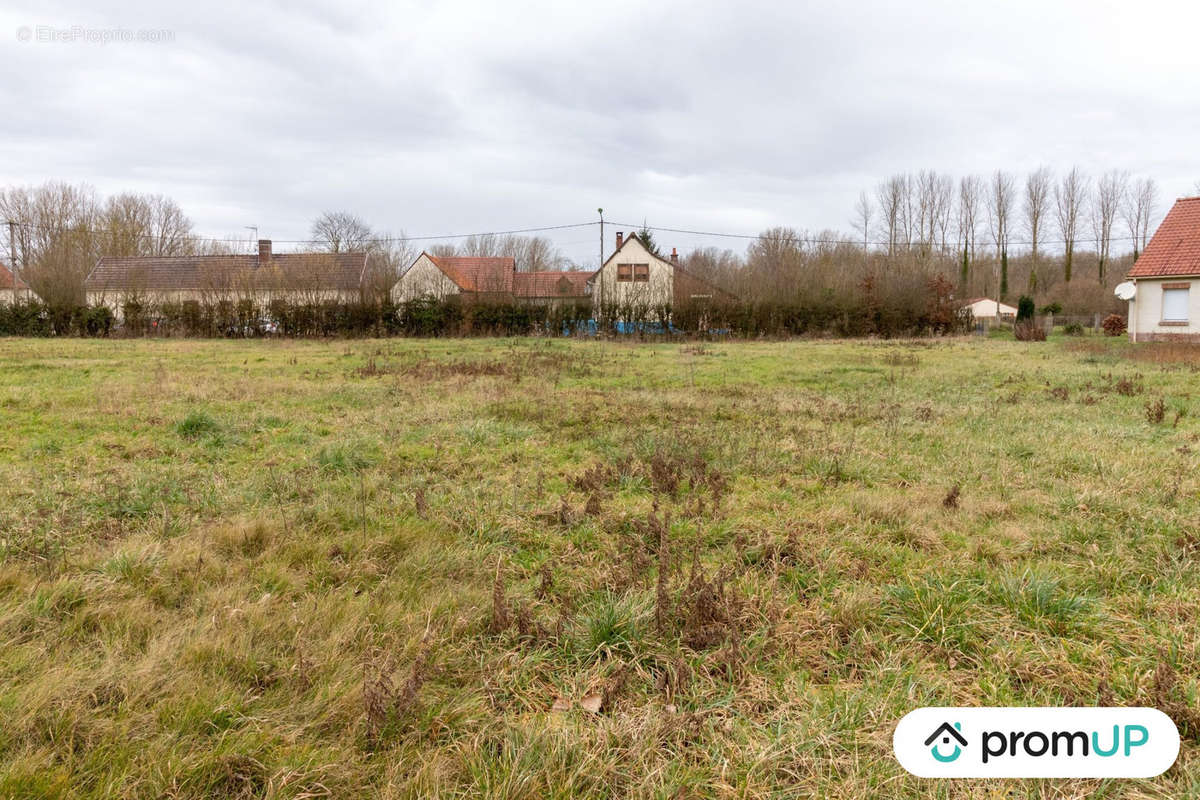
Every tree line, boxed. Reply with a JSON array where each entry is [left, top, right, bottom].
[[0, 183, 579, 308], [673, 168, 1164, 318], [859, 168, 1156, 289], [1, 172, 1172, 333]]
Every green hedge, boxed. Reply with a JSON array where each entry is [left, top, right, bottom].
[[0, 292, 969, 339]]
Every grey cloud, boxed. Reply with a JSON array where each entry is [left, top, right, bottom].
[[2, 0, 1199, 267]]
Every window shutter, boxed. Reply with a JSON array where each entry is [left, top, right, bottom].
[[1163, 287, 1189, 322]]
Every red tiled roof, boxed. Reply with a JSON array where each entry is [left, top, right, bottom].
[[1128, 197, 1200, 278], [84, 251, 368, 293], [0, 262, 28, 290], [513, 270, 591, 298], [428, 256, 516, 293]]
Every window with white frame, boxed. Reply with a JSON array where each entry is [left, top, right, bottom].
[[1162, 284, 1190, 323]]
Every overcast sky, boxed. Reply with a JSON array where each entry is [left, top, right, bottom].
[[3, 0, 1199, 266]]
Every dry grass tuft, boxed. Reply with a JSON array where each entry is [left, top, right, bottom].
[[2, 336, 1199, 796], [942, 484, 961, 509]]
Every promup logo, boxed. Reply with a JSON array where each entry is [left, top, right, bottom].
[[924, 721, 967, 762], [895, 708, 1179, 778]]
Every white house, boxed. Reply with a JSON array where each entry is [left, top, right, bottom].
[[960, 297, 1017, 323], [84, 240, 371, 317], [1125, 197, 1200, 342], [588, 232, 734, 315], [391, 233, 734, 316]]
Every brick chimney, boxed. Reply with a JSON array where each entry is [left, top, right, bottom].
[[615, 231, 624, 249], [670, 247, 678, 264], [257, 239, 271, 267]]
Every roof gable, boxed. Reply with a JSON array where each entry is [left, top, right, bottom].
[[1128, 197, 1200, 278], [588, 233, 738, 300], [589, 233, 669, 281]]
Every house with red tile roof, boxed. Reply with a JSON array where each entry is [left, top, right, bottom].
[[1125, 197, 1200, 342], [392, 233, 735, 318], [84, 240, 371, 315], [0, 258, 30, 303], [392, 253, 591, 305]]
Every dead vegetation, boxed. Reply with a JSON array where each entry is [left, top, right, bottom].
[[353, 348, 594, 382], [3, 336, 1200, 798]]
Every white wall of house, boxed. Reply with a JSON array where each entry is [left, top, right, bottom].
[[1129, 278, 1200, 341], [86, 289, 360, 319], [963, 298, 1017, 321], [591, 237, 673, 311], [391, 254, 461, 302]]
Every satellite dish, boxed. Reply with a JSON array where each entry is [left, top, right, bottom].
[[1114, 281, 1136, 301]]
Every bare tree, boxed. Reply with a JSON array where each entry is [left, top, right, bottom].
[[683, 246, 743, 292], [875, 176, 906, 256], [458, 233, 568, 271], [1136, 178, 1157, 253], [933, 173, 954, 254], [957, 175, 982, 286], [1092, 170, 1126, 285], [852, 191, 873, 251], [1122, 176, 1158, 259], [1023, 166, 1053, 292], [0, 181, 102, 306], [310, 211, 374, 253], [898, 174, 916, 250], [986, 170, 1015, 298], [914, 170, 938, 256], [910, 170, 954, 257], [99, 193, 193, 258], [1053, 167, 1088, 283], [427, 243, 458, 259], [746, 227, 805, 298], [361, 231, 414, 301]]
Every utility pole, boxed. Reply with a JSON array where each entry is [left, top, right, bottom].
[[597, 208, 604, 269]]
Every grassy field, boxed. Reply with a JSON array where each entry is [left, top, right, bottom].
[[0, 335, 1198, 798]]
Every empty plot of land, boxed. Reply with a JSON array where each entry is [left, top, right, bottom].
[[0, 336, 1197, 797]]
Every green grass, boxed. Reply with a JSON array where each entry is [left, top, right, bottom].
[[0, 335, 1198, 797]]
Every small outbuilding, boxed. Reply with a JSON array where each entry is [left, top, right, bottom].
[[1125, 197, 1200, 342], [961, 297, 1017, 323]]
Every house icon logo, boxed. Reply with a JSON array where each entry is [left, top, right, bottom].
[[924, 721, 967, 763]]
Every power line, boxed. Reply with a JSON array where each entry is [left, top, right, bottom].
[[5, 215, 1146, 252], [3, 219, 598, 245], [611, 221, 1144, 249]]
